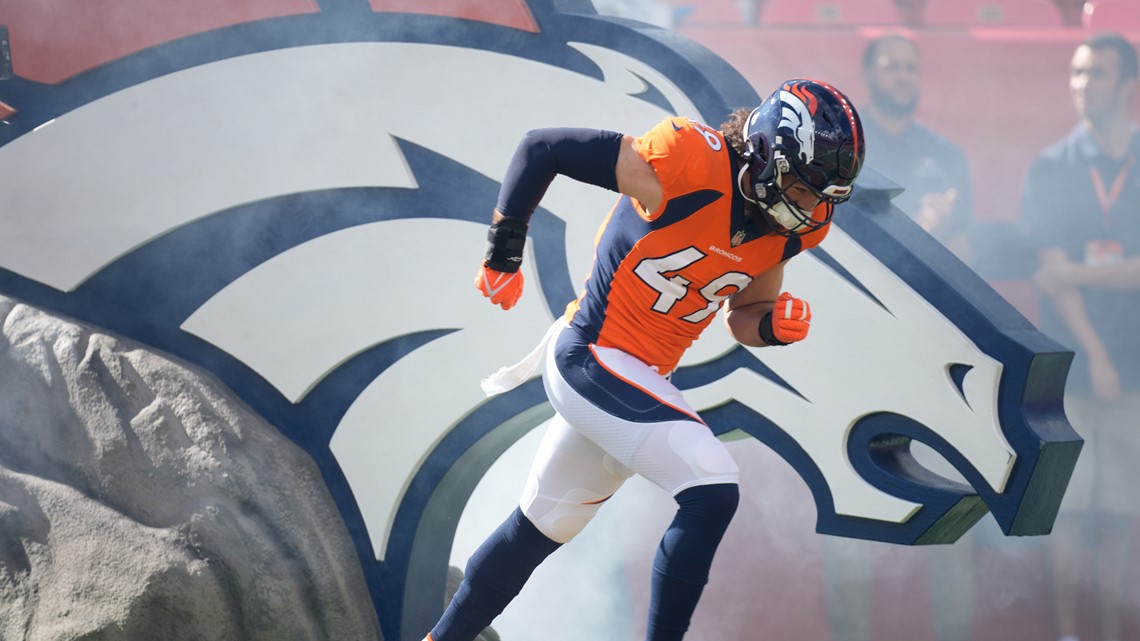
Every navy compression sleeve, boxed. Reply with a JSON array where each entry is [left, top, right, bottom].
[[495, 128, 624, 221]]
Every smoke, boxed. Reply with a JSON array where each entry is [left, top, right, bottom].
[[455, 427, 1140, 641], [453, 422, 641, 641]]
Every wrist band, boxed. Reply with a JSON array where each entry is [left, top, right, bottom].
[[758, 311, 788, 346], [484, 217, 529, 273]]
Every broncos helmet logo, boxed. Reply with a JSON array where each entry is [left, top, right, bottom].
[[778, 89, 817, 165], [0, 1, 1080, 640]]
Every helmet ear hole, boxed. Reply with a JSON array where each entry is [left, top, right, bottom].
[[745, 130, 769, 163], [746, 131, 774, 185]]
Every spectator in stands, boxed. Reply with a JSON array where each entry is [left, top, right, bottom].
[[860, 33, 974, 262], [1019, 31, 1140, 641]]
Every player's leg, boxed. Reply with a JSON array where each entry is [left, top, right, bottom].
[[630, 421, 739, 641], [428, 414, 632, 641], [519, 413, 635, 543], [546, 333, 740, 641]]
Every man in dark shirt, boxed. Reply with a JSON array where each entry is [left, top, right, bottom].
[[860, 34, 974, 262], [1020, 32, 1140, 641]]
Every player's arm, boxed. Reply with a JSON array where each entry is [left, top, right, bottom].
[[723, 261, 813, 348], [478, 128, 661, 309], [489, 130, 661, 224]]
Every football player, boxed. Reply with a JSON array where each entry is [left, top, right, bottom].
[[431, 78, 864, 641]]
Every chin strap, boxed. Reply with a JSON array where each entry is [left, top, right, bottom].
[[736, 163, 757, 205]]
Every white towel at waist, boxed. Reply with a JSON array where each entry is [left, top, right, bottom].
[[479, 319, 565, 397]]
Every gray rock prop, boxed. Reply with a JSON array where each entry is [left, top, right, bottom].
[[0, 297, 382, 641]]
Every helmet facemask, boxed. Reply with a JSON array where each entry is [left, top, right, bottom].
[[739, 130, 835, 237]]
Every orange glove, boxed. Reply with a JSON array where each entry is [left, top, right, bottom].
[[760, 291, 811, 345], [475, 264, 524, 310]]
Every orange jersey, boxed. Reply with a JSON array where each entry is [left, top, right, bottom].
[[565, 117, 830, 374]]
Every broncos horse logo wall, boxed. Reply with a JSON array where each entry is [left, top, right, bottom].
[[0, 1, 1081, 639]]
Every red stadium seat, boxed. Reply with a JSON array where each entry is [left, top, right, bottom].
[[759, 0, 902, 26], [1082, 0, 1140, 33], [678, 0, 747, 25], [923, 0, 1065, 26]]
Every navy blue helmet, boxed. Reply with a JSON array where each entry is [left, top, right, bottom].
[[739, 78, 865, 234]]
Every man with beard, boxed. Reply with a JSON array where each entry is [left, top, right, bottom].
[[860, 34, 974, 261], [1020, 32, 1140, 641]]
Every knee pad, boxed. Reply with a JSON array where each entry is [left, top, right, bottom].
[[652, 483, 740, 585], [520, 485, 615, 544], [675, 483, 739, 528]]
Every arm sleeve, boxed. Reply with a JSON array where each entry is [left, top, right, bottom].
[[495, 127, 624, 221]]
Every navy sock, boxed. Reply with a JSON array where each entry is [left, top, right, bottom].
[[431, 508, 561, 641], [646, 483, 739, 641]]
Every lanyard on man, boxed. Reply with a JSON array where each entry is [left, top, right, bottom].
[[1089, 155, 1134, 226], [1085, 155, 1132, 265]]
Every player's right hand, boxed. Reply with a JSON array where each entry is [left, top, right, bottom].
[[475, 264, 524, 310], [760, 291, 811, 345]]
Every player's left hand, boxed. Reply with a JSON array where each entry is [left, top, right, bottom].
[[761, 291, 811, 345], [475, 264, 524, 310]]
